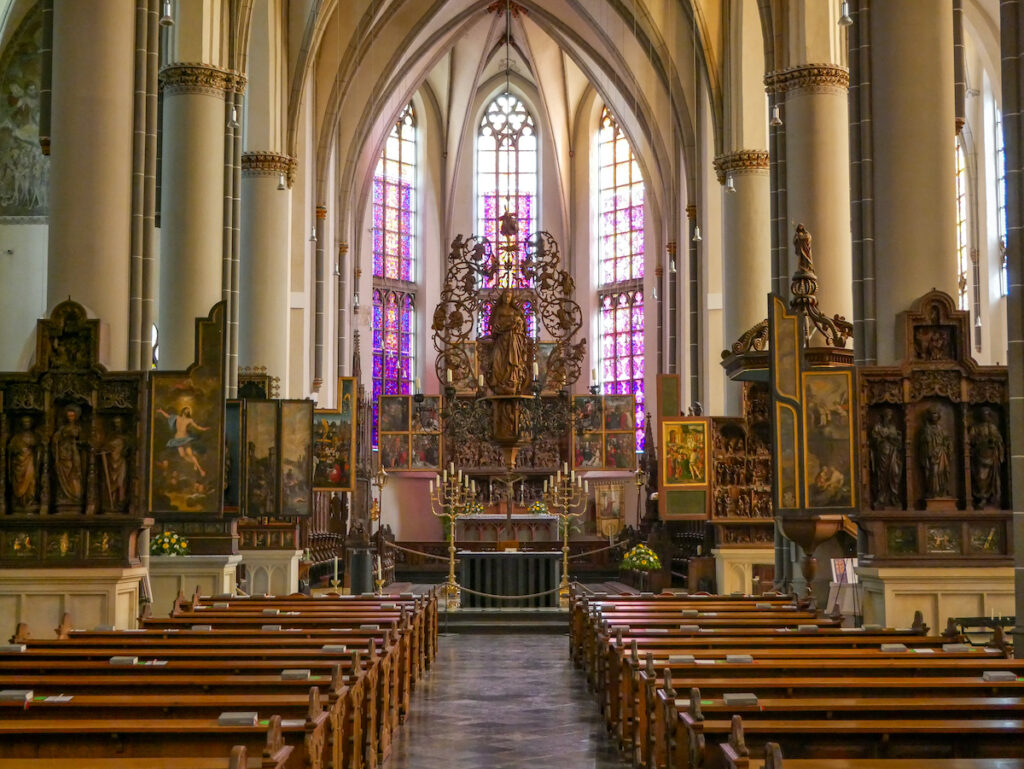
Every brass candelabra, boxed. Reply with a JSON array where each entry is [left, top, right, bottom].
[[372, 461, 389, 595], [428, 462, 475, 606], [543, 463, 588, 598]]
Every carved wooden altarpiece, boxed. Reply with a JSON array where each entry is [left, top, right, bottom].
[[0, 301, 149, 567], [853, 291, 1011, 566]]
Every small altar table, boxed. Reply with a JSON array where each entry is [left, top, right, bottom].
[[458, 551, 561, 608]]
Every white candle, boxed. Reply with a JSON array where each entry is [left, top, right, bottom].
[[333, 556, 338, 583], [442, 468, 447, 483], [543, 479, 548, 492], [533, 361, 539, 379], [376, 555, 383, 579], [429, 478, 434, 494], [478, 374, 485, 388], [457, 469, 463, 483], [414, 377, 421, 393], [570, 470, 576, 482], [591, 367, 597, 382], [446, 368, 453, 384], [584, 480, 589, 494]]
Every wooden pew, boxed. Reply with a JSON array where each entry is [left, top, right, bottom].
[[691, 714, 1024, 769], [723, 740, 1024, 769], [0, 735, 291, 769]]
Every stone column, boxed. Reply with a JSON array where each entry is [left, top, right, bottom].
[[47, 0, 136, 369], [714, 150, 771, 415], [871, 1, 958, 363], [767, 65, 853, 323], [158, 63, 244, 370], [238, 152, 294, 390]]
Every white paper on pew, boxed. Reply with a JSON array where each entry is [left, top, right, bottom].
[[983, 671, 1016, 682], [400, 593, 415, 599], [44, 695, 73, 702], [191, 625, 212, 631], [280, 719, 306, 728], [213, 603, 230, 609], [755, 603, 771, 610], [381, 603, 397, 610], [668, 655, 695, 664], [321, 644, 348, 653], [123, 629, 148, 633], [839, 627, 859, 631], [109, 656, 138, 665], [285, 612, 300, 616], [360, 593, 375, 597], [797, 625, 818, 632], [281, 669, 311, 680], [912, 648, 935, 653], [262, 608, 280, 616], [678, 625, 699, 632], [701, 612, 718, 616], [862, 624, 884, 631], [680, 610, 698, 617], [360, 624, 380, 630], [262, 625, 283, 632], [726, 654, 754, 664], [141, 660, 168, 666], [942, 643, 970, 652], [723, 692, 758, 706], [194, 606, 207, 610], [880, 643, 908, 652], [695, 659, 715, 665], [647, 628, 669, 634]]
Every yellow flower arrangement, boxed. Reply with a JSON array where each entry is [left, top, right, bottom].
[[621, 543, 661, 572], [151, 529, 189, 556]]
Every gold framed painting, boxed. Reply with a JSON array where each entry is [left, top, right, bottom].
[[661, 417, 709, 487], [312, 377, 356, 491]]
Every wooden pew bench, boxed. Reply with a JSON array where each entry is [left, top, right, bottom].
[[689, 714, 1024, 769], [722, 745, 1024, 769], [0, 706, 327, 769], [0, 734, 290, 769]]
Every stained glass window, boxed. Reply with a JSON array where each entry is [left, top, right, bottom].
[[372, 288, 414, 445], [477, 94, 536, 288], [995, 107, 1008, 297], [371, 104, 416, 446], [373, 104, 416, 281], [597, 108, 645, 451], [955, 139, 969, 311]]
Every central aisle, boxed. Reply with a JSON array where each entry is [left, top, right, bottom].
[[384, 633, 629, 768]]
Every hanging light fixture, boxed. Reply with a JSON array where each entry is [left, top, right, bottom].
[[725, 175, 736, 193], [159, 0, 174, 27], [669, 258, 677, 274], [277, 173, 286, 191], [227, 105, 240, 130], [770, 103, 783, 127], [692, 224, 702, 243], [838, 1, 853, 27], [309, 226, 318, 243]]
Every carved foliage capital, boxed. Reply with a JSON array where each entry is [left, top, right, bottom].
[[764, 63, 849, 95], [713, 150, 770, 184], [241, 151, 297, 187], [159, 62, 247, 97]]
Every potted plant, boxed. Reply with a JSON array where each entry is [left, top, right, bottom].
[[150, 529, 189, 556]]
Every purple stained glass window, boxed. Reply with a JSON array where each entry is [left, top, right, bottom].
[[478, 94, 537, 289], [371, 288, 415, 446], [597, 107, 645, 451]]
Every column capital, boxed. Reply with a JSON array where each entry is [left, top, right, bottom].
[[764, 63, 849, 96], [713, 150, 770, 184], [242, 151, 297, 187], [159, 62, 247, 98]]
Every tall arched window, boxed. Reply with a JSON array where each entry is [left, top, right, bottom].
[[995, 107, 1009, 297], [372, 103, 416, 445], [597, 107, 645, 451], [477, 94, 537, 288]]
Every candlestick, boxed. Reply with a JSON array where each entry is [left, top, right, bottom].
[[532, 361, 539, 379], [429, 478, 434, 494], [332, 556, 338, 584], [563, 462, 569, 474], [414, 377, 421, 393], [478, 374, 485, 388], [446, 368, 452, 384]]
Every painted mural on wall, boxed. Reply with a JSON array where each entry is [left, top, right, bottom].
[[244, 399, 278, 517], [312, 377, 355, 491], [279, 400, 312, 516], [0, 5, 48, 217]]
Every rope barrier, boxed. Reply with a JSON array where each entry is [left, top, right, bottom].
[[567, 541, 627, 560], [453, 582, 564, 600], [383, 540, 458, 563]]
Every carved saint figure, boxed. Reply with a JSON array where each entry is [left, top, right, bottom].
[[99, 416, 131, 511], [488, 290, 529, 395], [8, 415, 41, 510], [157, 406, 211, 477], [918, 407, 952, 499], [869, 410, 902, 508], [969, 407, 1004, 508], [52, 404, 86, 505], [793, 223, 814, 274]]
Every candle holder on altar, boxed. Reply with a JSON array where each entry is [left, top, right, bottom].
[[543, 465, 588, 598], [428, 463, 475, 607]]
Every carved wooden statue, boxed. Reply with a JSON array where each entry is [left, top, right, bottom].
[[487, 290, 529, 395], [918, 407, 952, 499], [869, 410, 902, 508], [8, 415, 42, 511], [969, 407, 1004, 508]]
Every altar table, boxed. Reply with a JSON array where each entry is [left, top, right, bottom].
[[458, 551, 561, 608]]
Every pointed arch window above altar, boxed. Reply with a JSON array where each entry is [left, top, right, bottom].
[[477, 93, 537, 289]]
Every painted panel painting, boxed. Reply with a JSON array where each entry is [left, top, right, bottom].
[[775, 403, 799, 509], [148, 303, 225, 514], [802, 370, 856, 509], [412, 396, 441, 433], [604, 432, 636, 470], [223, 400, 242, 512], [573, 433, 603, 469], [410, 433, 441, 470], [661, 418, 708, 486], [603, 395, 634, 432], [574, 395, 602, 432], [244, 399, 278, 517], [379, 395, 410, 433], [312, 377, 356, 491], [380, 433, 409, 470], [279, 400, 313, 517]]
